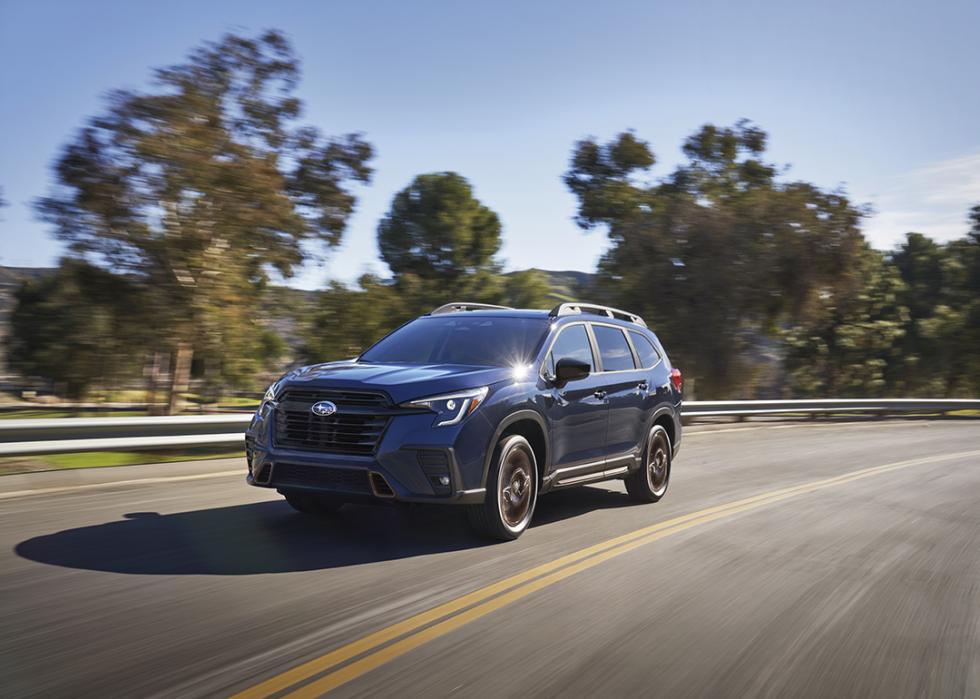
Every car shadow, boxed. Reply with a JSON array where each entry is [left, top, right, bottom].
[[15, 485, 638, 576]]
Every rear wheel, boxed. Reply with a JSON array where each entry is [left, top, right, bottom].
[[625, 424, 671, 503], [283, 491, 345, 515], [467, 435, 538, 541]]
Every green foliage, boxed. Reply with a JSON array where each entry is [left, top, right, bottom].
[[300, 275, 411, 363], [564, 131, 655, 229], [784, 247, 908, 396], [503, 269, 552, 308], [258, 329, 287, 366], [565, 121, 865, 397], [7, 261, 146, 399], [886, 223, 980, 396], [34, 31, 373, 403], [378, 172, 502, 301]]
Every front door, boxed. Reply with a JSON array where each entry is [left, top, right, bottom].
[[541, 323, 608, 478]]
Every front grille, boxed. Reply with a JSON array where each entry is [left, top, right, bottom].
[[278, 389, 388, 408], [271, 462, 371, 494], [274, 389, 391, 455]]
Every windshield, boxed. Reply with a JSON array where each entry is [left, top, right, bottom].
[[360, 316, 549, 367]]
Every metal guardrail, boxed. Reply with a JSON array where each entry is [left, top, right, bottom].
[[0, 414, 251, 456], [680, 398, 980, 417], [0, 399, 977, 457]]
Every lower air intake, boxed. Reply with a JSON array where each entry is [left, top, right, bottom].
[[370, 472, 395, 498]]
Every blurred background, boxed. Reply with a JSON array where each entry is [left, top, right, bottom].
[[2, 5, 980, 697], [0, 0, 978, 428]]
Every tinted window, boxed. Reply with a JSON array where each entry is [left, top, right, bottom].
[[546, 324, 595, 375], [360, 316, 548, 367], [629, 331, 661, 368], [593, 325, 636, 371]]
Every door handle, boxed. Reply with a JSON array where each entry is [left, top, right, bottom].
[[637, 381, 649, 391], [593, 390, 607, 400]]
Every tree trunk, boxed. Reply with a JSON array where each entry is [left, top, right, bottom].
[[167, 342, 193, 415], [146, 351, 165, 415]]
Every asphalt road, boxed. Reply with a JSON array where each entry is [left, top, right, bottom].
[[2, 420, 979, 698]]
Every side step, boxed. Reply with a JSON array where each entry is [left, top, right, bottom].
[[554, 464, 630, 488]]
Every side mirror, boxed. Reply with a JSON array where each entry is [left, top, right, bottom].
[[554, 357, 591, 386]]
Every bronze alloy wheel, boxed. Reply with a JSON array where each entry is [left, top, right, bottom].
[[646, 429, 670, 496], [468, 434, 539, 540], [499, 444, 535, 530]]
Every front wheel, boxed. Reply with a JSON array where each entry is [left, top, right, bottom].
[[467, 434, 538, 541], [625, 424, 671, 503]]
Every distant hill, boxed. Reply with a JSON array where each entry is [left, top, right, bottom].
[[0, 266, 52, 288], [506, 268, 597, 305]]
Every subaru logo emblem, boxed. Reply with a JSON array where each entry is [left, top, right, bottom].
[[311, 400, 337, 417]]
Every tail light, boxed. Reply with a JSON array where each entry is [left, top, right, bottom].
[[670, 368, 683, 393]]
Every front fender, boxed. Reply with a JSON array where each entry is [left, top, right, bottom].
[[478, 407, 549, 489]]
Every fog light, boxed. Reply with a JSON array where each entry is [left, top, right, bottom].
[[438, 476, 450, 486]]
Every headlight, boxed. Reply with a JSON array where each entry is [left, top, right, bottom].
[[404, 386, 489, 427], [261, 381, 281, 407]]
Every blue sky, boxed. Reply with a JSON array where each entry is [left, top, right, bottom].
[[1, 0, 978, 289]]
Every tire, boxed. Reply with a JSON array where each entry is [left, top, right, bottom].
[[467, 435, 538, 541], [625, 424, 671, 503], [283, 491, 345, 515]]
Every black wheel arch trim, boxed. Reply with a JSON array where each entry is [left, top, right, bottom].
[[480, 409, 550, 489], [638, 405, 679, 469]]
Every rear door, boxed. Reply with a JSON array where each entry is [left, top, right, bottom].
[[590, 323, 647, 461], [541, 323, 609, 477]]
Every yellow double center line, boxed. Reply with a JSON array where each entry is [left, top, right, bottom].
[[235, 449, 980, 698]]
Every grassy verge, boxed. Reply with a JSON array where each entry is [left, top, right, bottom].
[[0, 410, 151, 420], [0, 447, 244, 476]]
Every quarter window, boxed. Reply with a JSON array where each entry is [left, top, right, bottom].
[[592, 325, 636, 371], [545, 324, 596, 375], [629, 331, 661, 368]]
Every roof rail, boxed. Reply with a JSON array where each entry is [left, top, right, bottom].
[[430, 302, 513, 315], [549, 302, 646, 327]]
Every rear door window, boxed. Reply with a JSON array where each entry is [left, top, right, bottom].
[[629, 331, 662, 368], [592, 325, 637, 372]]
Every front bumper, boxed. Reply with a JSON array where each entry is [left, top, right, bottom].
[[245, 403, 492, 505]]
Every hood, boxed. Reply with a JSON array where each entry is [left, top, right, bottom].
[[280, 360, 515, 404]]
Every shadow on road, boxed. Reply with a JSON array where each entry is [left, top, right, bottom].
[[15, 485, 635, 575]]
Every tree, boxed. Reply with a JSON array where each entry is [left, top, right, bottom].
[[504, 269, 552, 308], [880, 210, 980, 397], [36, 31, 373, 411], [564, 121, 865, 397], [301, 274, 414, 363], [8, 261, 147, 399], [886, 233, 952, 394], [378, 172, 502, 304], [296, 173, 553, 364], [783, 247, 907, 396]]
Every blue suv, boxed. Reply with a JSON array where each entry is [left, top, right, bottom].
[[246, 302, 683, 540]]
